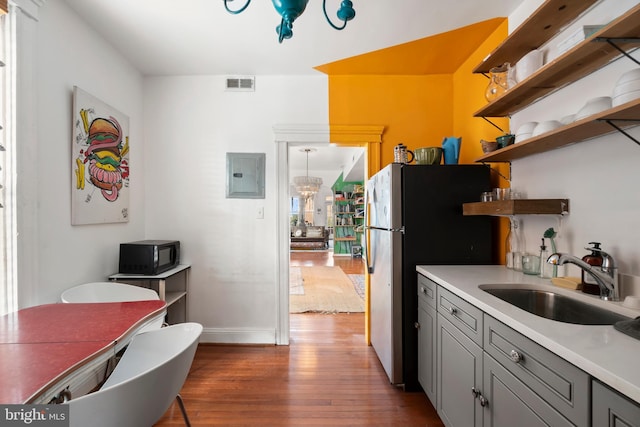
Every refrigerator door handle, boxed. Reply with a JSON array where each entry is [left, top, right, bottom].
[[365, 225, 405, 234], [364, 189, 374, 274], [364, 225, 374, 274], [364, 226, 404, 274]]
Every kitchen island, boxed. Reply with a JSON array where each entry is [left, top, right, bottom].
[[417, 265, 640, 417]]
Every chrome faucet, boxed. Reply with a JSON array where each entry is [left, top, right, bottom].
[[547, 250, 619, 301]]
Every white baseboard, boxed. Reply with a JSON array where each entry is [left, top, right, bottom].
[[199, 327, 278, 344]]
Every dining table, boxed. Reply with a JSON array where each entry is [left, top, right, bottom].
[[0, 300, 166, 404]]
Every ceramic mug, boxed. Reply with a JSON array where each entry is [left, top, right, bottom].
[[415, 147, 442, 165], [393, 143, 414, 164]]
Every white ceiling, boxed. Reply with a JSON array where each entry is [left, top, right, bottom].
[[62, 0, 524, 76], [62, 0, 525, 178]]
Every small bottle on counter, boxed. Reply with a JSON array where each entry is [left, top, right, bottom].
[[512, 219, 524, 272], [581, 242, 603, 295], [505, 222, 513, 269], [538, 238, 553, 279]]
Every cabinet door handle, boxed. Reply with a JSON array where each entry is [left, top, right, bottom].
[[420, 286, 426, 294], [479, 395, 489, 407], [414, 322, 420, 330], [509, 349, 523, 363], [471, 387, 480, 398], [448, 306, 457, 315]]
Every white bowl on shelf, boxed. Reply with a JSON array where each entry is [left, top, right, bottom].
[[515, 50, 543, 83], [612, 89, 640, 107], [514, 121, 538, 135], [575, 96, 612, 121], [532, 120, 562, 137], [515, 133, 533, 143], [612, 80, 640, 99], [514, 121, 538, 143], [615, 68, 640, 86]]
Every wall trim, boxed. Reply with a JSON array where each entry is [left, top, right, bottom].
[[272, 123, 330, 143]]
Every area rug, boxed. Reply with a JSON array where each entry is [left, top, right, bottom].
[[290, 267, 304, 295], [348, 274, 365, 300], [290, 266, 365, 314]]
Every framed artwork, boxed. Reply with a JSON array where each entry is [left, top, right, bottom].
[[71, 87, 130, 225]]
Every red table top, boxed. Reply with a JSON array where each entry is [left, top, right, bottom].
[[0, 300, 166, 403]]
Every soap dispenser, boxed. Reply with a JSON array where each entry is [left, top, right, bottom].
[[538, 238, 553, 279], [581, 242, 603, 295]]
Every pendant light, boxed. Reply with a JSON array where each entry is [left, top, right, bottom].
[[223, 0, 356, 43], [293, 148, 322, 199]]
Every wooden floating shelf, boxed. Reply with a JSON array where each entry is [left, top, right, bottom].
[[463, 199, 569, 216], [473, 0, 599, 74], [475, 98, 640, 162], [474, 4, 640, 118]]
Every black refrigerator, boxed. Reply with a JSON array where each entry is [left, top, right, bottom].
[[365, 163, 493, 391]]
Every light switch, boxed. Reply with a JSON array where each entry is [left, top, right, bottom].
[[257, 206, 264, 219]]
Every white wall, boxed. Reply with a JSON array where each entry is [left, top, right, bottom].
[[143, 75, 328, 342], [509, 1, 640, 281], [17, 0, 145, 307]]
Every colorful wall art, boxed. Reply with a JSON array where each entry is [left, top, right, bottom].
[[71, 86, 130, 225]]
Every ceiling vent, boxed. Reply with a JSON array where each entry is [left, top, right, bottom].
[[225, 76, 255, 92]]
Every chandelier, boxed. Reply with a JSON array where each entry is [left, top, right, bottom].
[[293, 148, 323, 199], [223, 0, 356, 43]]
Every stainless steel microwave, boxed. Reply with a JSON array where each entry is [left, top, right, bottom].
[[118, 240, 180, 275]]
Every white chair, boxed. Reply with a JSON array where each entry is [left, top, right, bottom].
[[66, 322, 203, 427], [60, 282, 165, 332], [61, 281, 159, 303]]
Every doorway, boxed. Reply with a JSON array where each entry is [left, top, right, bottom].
[[288, 144, 366, 315], [274, 124, 383, 345]]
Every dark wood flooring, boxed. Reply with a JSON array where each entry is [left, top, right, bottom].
[[155, 251, 443, 426]]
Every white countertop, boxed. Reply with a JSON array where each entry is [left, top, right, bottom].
[[416, 265, 640, 404]]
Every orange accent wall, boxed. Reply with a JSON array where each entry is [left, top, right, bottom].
[[453, 20, 510, 167], [328, 74, 453, 170], [453, 20, 511, 265]]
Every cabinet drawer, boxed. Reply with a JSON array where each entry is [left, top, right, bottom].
[[437, 286, 483, 346], [417, 274, 437, 309], [484, 315, 589, 426]]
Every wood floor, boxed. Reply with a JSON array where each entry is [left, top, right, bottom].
[[155, 251, 443, 426], [290, 250, 365, 275]]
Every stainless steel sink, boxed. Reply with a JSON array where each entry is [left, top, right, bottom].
[[482, 287, 630, 325]]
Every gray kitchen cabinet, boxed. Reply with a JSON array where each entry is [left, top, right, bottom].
[[593, 380, 640, 427], [417, 275, 437, 405], [437, 312, 483, 427], [436, 284, 485, 427]]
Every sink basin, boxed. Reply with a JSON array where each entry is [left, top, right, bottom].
[[482, 287, 630, 325]]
